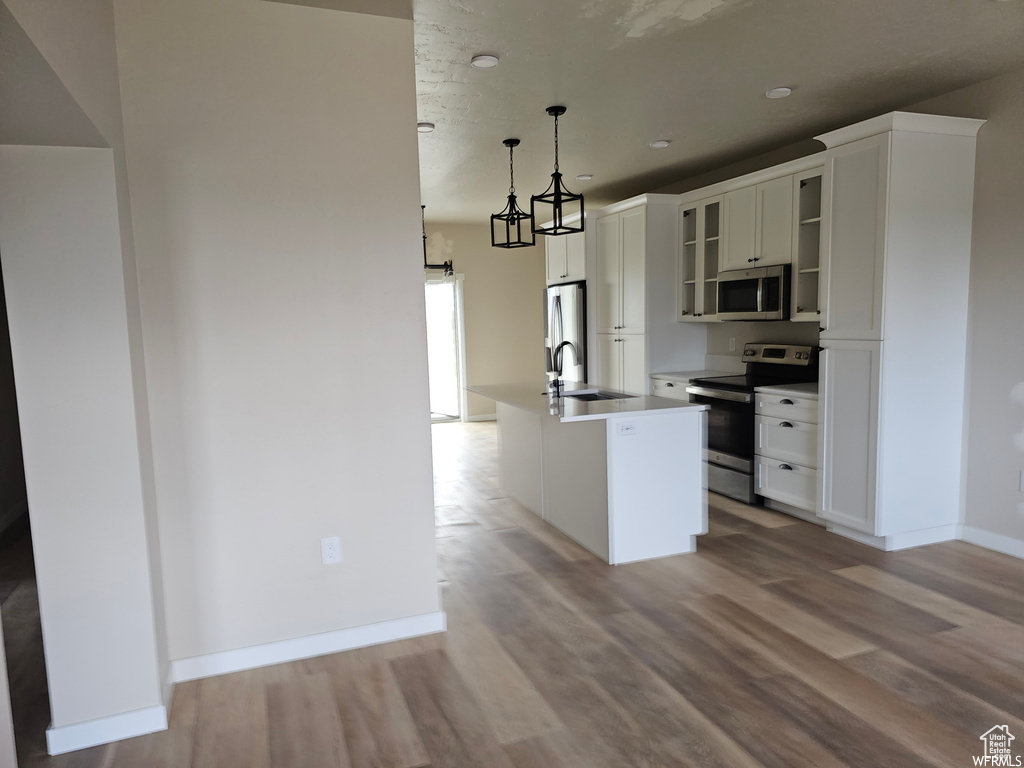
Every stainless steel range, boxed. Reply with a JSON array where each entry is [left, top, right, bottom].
[[687, 343, 818, 504]]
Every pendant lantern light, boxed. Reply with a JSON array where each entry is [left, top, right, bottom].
[[531, 106, 584, 236], [490, 139, 535, 249]]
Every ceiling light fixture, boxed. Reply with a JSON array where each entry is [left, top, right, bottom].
[[576, 174, 594, 181], [490, 139, 535, 249], [471, 54, 500, 69], [765, 86, 793, 99], [531, 106, 584, 236], [649, 140, 671, 149], [417, 121, 435, 133]]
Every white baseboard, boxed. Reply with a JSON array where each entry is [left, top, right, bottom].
[[827, 523, 957, 551], [885, 524, 957, 551], [958, 525, 1024, 560], [170, 611, 446, 683], [465, 414, 496, 422], [46, 704, 167, 756]]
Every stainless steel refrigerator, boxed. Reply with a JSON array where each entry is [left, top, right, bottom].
[[545, 281, 587, 384]]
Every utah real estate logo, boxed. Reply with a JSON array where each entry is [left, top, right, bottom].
[[976, 726, 1021, 766]]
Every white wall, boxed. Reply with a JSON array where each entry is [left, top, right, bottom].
[[906, 67, 1024, 552], [3, 0, 170, 698], [426, 224, 546, 418], [115, 0, 440, 661], [0, 146, 163, 727]]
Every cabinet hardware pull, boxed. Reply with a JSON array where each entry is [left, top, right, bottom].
[[816, 310, 821, 315], [780, 399, 794, 405], [779, 421, 794, 427], [819, 326, 825, 332], [666, 382, 675, 387], [779, 463, 793, 471], [748, 258, 755, 263]]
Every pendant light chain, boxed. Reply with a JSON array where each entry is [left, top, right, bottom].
[[509, 142, 516, 195], [553, 112, 560, 173]]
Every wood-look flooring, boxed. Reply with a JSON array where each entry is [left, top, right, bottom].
[[9, 421, 1024, 767]]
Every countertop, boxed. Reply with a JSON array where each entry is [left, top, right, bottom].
[[468, 382, 707, 423], [650, 370, 733, 382], [754, 381, 819, 397]]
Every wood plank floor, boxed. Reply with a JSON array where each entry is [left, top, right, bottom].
[[11, 420, 1024, 767]]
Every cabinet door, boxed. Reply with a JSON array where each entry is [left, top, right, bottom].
[[620, 334, 647, 395], [722, 186, 756, 272], [620, 206, 646, 333], [678, 205, 700, 320], [597, 333, 622, 391], [546, 235, 567, 284], [564, 231, 586, 281], [791, 168, 827, 322], [596, 215, 621, 333], [822, 134, 889, 340], [754, 175, 794, 266], [818, 340, 880, 534]]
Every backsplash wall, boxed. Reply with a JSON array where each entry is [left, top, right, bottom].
[[706, 321, 820, 361]]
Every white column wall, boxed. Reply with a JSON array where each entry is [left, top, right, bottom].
[[0, 146, 162, 728]]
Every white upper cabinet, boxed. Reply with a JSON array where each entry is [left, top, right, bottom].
[[820, 134, 889, 340], [565, 231, 586, 282], [596, 206, 646, 334], [546, 230, 585, 284], [596, 215, 621, 333], [545, 235, 566, 283], [678, 196, 722, 321], [791, 167, 828, 323], [755, 175, 794, 267], [722, 176, 793, 272], [722, 186, 756, 271], [619, 207, 646, 334]]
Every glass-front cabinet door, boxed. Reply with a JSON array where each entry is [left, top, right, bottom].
[[792, 167, 827, 322], [678, 195, 722, 322]]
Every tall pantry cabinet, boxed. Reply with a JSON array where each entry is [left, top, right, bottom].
[[815, 112, 983, 549], [593, 195, 697, 393]]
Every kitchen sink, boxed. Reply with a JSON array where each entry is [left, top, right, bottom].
[[563, 391, 637, 401]]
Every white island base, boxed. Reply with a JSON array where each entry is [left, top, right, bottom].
[[472, 383, 708, 565]]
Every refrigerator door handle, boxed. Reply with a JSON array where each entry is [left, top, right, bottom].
[[552, 293, 564, 349]]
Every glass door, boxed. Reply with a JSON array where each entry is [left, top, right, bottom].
[[424, 279, 464, 422]]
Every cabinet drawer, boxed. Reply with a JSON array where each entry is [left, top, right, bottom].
[[755, 393, 818, 424], [756, 416, 818, 468], [756, 458, 817, 512], [652, 379, 689, 401]]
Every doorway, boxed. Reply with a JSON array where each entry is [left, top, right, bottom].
[[424, 275, 466, 422]]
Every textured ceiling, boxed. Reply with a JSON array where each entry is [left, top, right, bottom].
[[414, 0, 1024, 223]]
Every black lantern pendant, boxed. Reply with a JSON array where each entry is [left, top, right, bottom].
[[531, 106, 584, 236], [490, 139, 535, 249]]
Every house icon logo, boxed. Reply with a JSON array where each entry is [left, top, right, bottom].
[[976, 725, 1021, 766]]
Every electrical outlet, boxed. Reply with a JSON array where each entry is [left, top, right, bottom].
[[617, 422, 637, 436], [321, 536, 341, 565], [729, 338, 736, 352]]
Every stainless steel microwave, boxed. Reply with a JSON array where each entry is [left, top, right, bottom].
[[717, 265, 790, 321]]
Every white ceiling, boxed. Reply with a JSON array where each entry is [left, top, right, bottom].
[[414, 0, 1024, 223]]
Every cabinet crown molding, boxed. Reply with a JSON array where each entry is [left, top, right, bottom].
[[816, 111, 985, 149]]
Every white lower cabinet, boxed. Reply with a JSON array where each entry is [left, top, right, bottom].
[[598, 333, 646, 394], [754, 383, 818, 513], [756, 459, 817, 511], [818, 340, 880, 534]]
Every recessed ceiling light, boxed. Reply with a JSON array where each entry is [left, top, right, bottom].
[[576, 174, 594, 181], [765, 86, 793, 99], [649, 140, 671, 149], [417, 122, 435, 133], [471, 54, 499, 69]]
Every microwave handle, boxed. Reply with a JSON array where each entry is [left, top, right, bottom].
[[756, 277, 764, 312]]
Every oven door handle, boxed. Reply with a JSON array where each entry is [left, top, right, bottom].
[[685, 386, 753, 404]]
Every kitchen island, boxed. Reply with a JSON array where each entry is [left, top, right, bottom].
[[468, 382, 708, 564]]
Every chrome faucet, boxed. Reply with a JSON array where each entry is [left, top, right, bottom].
[[547, 340, 579, 397]]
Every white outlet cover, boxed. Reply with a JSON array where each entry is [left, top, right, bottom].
[[617, 422, 637, 436], [321, 536, 342, 565]]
